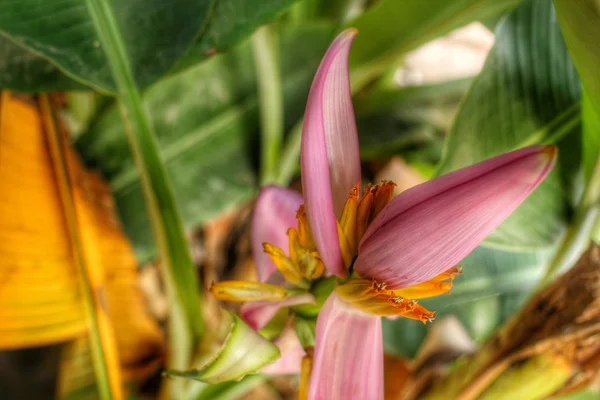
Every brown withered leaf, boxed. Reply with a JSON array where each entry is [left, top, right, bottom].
[[422, 245, 600, 400], [384, 353, 414, 400]]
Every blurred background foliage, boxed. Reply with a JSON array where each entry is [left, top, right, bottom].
[[1, 0, 600, 398]]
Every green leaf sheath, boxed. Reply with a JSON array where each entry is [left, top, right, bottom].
[[165, 314, 280, 384], [436, 0, 581, 250]]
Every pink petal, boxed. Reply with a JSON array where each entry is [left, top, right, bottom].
[[309, 292, 383, 400], [241, 293, 315, 331], [301, 29, 361, 278], [252, 186, 303, 282], [261, 324, 305, 375], [355, 145, 557, 288]]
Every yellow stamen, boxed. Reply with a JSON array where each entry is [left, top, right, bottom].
[[263, 243, 307, 286], [339, 183, 359, 255], [210, 280, 288, 302], [288, 227, 301, 265], [337, 222, 354, 269], [289, 228, 325, 280], [297, 205, 316, 251]]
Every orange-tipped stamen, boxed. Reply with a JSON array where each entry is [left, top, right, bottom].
[[335, 279, 437, 322], [394, 281, 453, 299], [372, 180, 396, 219], [430, 266, 463, 281]]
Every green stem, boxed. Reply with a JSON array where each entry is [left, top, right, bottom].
[[288, 0, 320, 24], [252, 25, 284, 186], [276, 120, 303, 185], [541, 153, 600, 283], [84, 0, 203, 381]]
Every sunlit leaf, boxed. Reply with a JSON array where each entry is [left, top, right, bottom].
[[0, 92, 164, 398], [0, 92, 87, 347], [56, 154, 164, 399]]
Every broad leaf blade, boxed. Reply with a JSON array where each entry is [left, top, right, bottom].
[[76, 24, 335, 261], [0, 36, 84, 91], [176, 0, 299, 71], [0, 0, 215, 92], [436, 0, 581, 250]]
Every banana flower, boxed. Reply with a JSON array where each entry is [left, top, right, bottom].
[[212, 29, 557, 399]]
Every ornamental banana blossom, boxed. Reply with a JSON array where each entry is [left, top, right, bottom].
[[297, 29, 556, 399], [211, 28, 556, 398]]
